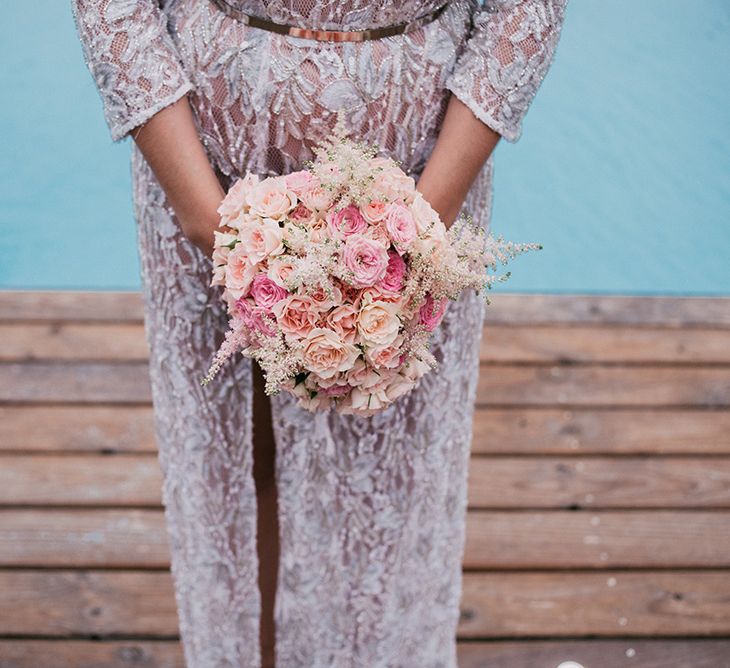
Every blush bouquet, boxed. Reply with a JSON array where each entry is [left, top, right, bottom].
[[201, 116, 540, 416]]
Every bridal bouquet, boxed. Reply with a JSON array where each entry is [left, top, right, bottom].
[[201, 116, 541, 416]]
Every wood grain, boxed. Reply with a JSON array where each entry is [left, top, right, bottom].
[[2, 570, 728, 637], [471, 407, 730, 455], [2, 640, 729, 668], [0, 406, 156, 453], [3, 455, 729, 509], [2, 509, 728, 570], [3, 362, 729, 406], [467, 456, 730, 508]]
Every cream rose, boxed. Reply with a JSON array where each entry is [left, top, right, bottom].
[[248, 176, 297, 221], [301, 328, 360, 379], [239, 218, 284, 264], [357, 300, 401, 347]]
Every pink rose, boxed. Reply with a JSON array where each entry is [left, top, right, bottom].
[[235, 297, 277, 338], [377, 250, 407, 294], [418, 293, 449, 331], [267, 257, 296, 289], [271, 294, 319, 340], [365, 333, 405, 370], [249, 274, 289, 311], [308, 283, 343, 313], [384, 202, 417, 253], [327, 204, 368, 238], [288, 202, 315, 225], [285, 170, 317, 195], [342, 234, 390, 288]]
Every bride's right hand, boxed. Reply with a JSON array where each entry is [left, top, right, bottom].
[[132, 95, 225, 260]]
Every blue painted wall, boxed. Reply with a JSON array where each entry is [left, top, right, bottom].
[[1, 1, 728, 293]]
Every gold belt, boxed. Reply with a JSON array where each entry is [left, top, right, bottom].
[[209, 0, 449, 42]]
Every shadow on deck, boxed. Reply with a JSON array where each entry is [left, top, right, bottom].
[[0, 291, 729, 668]]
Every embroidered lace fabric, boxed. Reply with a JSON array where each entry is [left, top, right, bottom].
[[70, 1, 567, 666]]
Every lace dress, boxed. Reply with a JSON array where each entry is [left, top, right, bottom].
[[70, 1, 567, 666]]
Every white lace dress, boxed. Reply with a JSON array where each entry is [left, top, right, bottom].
[[70, 1, 567, 666]]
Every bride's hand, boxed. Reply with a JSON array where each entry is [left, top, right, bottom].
[[132, 95, 225, 260], [416, 93, 502, 230]]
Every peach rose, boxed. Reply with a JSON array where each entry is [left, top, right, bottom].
[[224, 244, 258, 299], [326, 304, 359, 344], [239, 218, 284, 264], [300, 184, 335, 213], [267, 257, 296, 289], [301, 327, 359, 379], [411, 191, 443, 237], [360, 199, 388, 224], [342, 234, 390, 288], [365, 333, 405, 370], [308, 283, 343, 313], [271, 294, 319, 340], [285, 170, 317, 196], [357, 300, 401, 347], [217, 172, 259, 221], [248, 176, 297, 221]]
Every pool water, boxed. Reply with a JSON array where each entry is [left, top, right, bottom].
[[0, 1, 728, 294]]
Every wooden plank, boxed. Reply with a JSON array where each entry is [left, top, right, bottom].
[[0, 323, 149, 362], [476, 365, 730, 407], [3, 362, 729, 406], [3, 405, 727, 455], [0, 510, 168, 568], [467, 457, 730, 509], [0, 292, 144, 323], [0, 363, 152, 403], [3, 455, 729, 510], [483, 294, 730, 328], [472, 407, 730, 455], [3, 509, 729, 570], [463, 511, 730, 569], [0, 455, 162, 505], [480, 325, 730, 364], [0, 641, 183, 668], [458, 571, 730, 637], [0, 571, 177, 636], [2, 292, 729, 327], [1, 640, 729, 668], [0, 406, 156, 453], [457, 640, 730, 668], [2, 570, 728, 637], [4, 321, 730, 365]]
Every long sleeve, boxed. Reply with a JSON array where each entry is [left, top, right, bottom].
[[70, 0, 195, 143], [444, 0, 568, 143]]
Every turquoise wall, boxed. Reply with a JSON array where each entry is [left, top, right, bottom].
[[1, 1, 728, 294]]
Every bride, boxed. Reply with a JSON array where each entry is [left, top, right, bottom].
[[71, 0, 567, 665]]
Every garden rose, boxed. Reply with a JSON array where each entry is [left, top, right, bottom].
[[327, 204, 368, 238], [271, 294, 319, 340], [342, 234, 389, 288], [248, 176, 297, 221], [301, 328, 359, 379], [249, 274, 289, 311], [357, 300, 400, 347]]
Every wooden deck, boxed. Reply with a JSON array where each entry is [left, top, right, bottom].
[[1, 290, 729, 668]]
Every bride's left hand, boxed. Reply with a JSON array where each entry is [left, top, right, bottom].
[[415, 93, 502, 230]]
